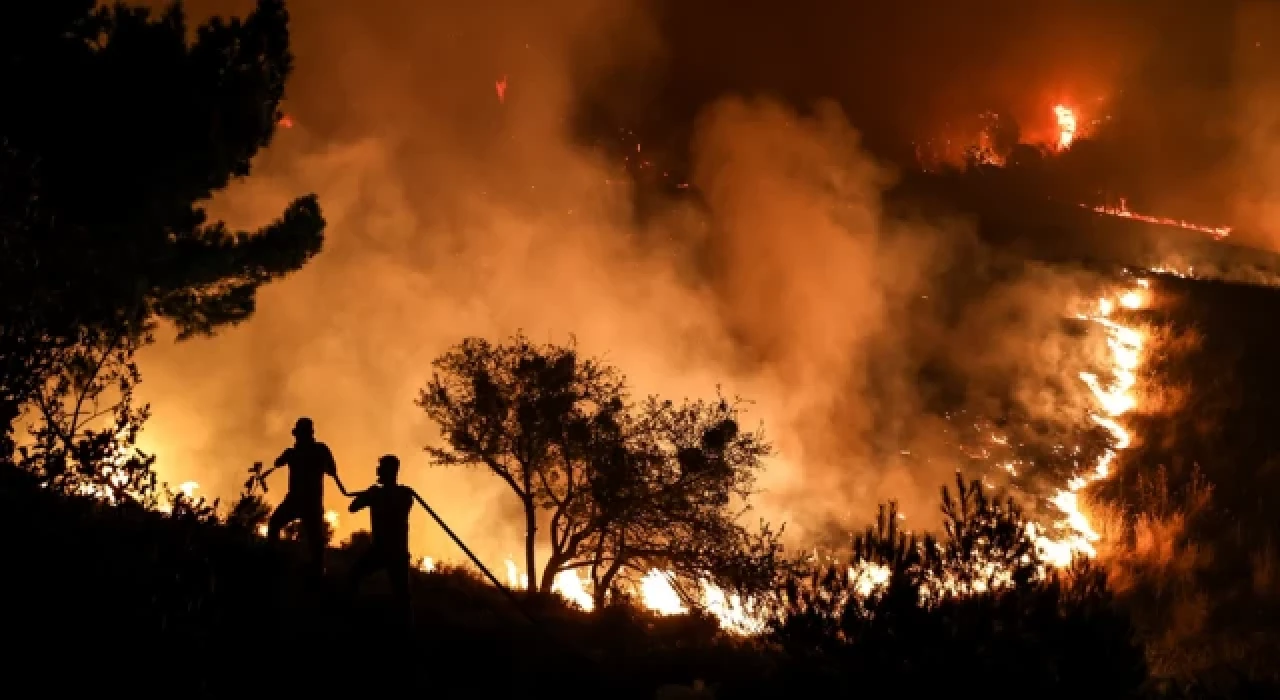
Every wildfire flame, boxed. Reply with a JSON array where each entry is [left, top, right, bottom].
[[153, 480, 202, 514], [497, 558, 766, 633], [1054, 105, 1077, 150], [1033, 279, 1147, 565], [57, 266, 1153, 636], [495, 558, 600, 612], [1085, 199, 1231, 240], [640, 569, 688, 616]]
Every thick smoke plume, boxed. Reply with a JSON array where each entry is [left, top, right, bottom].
[[137, 0, 1118, 566]]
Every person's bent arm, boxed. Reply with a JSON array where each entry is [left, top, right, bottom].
[[273, 448, 291, 468], [348, 489, 372, 513]]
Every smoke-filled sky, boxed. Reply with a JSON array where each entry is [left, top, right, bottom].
[[134, 0, 1278, 568]]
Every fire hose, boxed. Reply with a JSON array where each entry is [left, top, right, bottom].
[[252, 461, 521, 606], [252, 461, 602, 669], [409, 491, 530, 617], [409, 491, 606, 671]]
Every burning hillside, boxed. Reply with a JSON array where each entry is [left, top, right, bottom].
[[14, 2, 1280, 697], [80, 260, 1163, 636], [87, 5, 1243, 632]]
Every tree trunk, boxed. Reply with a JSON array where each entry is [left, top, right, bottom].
[[592, 573, 608, 611], [540, 517, 565, 593], [599, 536, 625, 607], [539, 560, 554, 593], [599, 565, 621, 609], [523, 498, 537, 592], [590, 541, 606, 610]]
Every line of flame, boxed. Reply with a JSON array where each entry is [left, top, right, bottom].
[[1032, 279, 1147, 565]]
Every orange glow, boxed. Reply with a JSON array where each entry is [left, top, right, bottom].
[[85, 278, 1155, 633], [495, 75, 508, 104]]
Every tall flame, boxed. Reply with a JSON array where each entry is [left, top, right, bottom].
[[1054, 105, 1077, 150]]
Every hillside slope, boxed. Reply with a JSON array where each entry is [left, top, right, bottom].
[[0, 465, 759, 699]]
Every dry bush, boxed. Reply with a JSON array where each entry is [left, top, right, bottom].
[[1096, 464, 1219, 679]]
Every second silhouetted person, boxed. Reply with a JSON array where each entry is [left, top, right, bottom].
[[347, 454, 418, 616]]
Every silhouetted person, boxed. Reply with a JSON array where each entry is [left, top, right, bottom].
[[347, 455, 418, 620], [265, 417, 347, 581]]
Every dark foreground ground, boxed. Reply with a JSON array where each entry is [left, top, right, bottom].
[[0, 465, 773, 699], [3, 458, 1280, 700]]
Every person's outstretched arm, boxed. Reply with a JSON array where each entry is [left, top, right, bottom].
[[348, 488, 372, 513], [322, 444, 348, 496]]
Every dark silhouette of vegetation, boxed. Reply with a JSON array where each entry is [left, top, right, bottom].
[[587, 395, 782, 609], [773, 474, 1148, 696], [418, 334, 619, 592], [14, 329, 157, 505], [1, 0, 324, 490], [0, 459, 787, 698], [8, 451, 1249, 698], [417, 334, 782, 609]]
